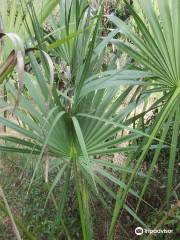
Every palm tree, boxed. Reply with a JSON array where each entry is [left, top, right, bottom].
[[108, 0, 180, 238], [0, 0, 149, 238]]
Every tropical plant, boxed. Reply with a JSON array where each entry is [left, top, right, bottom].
[[1, 0, 179, 239], [0, 0, 151, 238], [108, 0, 180, 238], [0, 0, 59, 84]]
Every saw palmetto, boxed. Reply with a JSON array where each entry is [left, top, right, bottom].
[[0, 0, 150, 238], [108, 0, 180, 238]]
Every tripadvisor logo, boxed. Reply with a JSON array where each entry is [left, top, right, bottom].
[[135, 227, 143, 235], [135, 227, 173, 236]]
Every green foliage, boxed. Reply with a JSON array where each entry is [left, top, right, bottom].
[[0, 0, 59, 84], [108, 0, 180, 238], [0, 0, 179, 239]]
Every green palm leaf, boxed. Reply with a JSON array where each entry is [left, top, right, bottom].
[[108, 0, 180, 238]]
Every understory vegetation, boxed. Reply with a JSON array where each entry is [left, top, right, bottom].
[[0, 0, 179, 239]]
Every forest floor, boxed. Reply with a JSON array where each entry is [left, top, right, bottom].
[[0, 149, 179, 240]]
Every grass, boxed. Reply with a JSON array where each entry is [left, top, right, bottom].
[[0, 152, 80, 239], [0, 146, 179, 239]]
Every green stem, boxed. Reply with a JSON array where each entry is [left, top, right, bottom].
[[166, 104, 180, 202], [3, 86, 7, 132], [73, 155, 88, 240]]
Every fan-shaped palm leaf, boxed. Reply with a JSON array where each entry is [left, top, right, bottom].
[[108, 0, 180, 238]]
